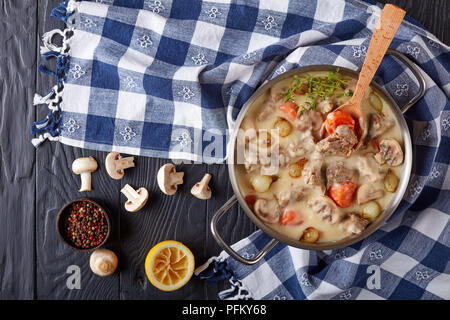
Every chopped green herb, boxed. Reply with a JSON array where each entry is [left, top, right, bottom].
[[281, 69, 350, 115]]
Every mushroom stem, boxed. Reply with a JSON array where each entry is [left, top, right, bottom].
[[170, 172, 184, 186], [121, 184, 139, 201], [117, 157, 135, 171], [79, 172, 92, 192]]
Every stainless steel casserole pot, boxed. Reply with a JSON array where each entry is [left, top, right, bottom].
[[211, 50, 426, 265]]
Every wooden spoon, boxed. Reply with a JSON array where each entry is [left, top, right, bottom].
[[332, 4, 405, 145]]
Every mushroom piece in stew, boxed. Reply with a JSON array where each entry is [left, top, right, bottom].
[[237, 69, 405, 244]]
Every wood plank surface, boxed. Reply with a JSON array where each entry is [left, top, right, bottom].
[[0, 0, 447, 300], [377, 0, 449, 44], [0, 0, 37, 299]]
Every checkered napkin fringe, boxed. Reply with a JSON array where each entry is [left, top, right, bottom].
[[32, 0, 450, 299]]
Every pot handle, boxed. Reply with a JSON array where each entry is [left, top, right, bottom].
[[386, 49, 426, 114], [210, 194, 279, 265]]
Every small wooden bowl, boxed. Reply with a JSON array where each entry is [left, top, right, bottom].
[[56, 198, 111, 252]]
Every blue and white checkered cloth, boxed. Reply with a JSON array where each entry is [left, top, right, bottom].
[[33, 0, 450, 299]]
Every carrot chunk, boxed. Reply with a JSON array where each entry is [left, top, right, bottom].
[[280, 209, 303, 225], [325, 110, 355, 135], [328, 181, 357, 208], [279, 101, 298, 121]]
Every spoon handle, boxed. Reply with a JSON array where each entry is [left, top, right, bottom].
[[352, 4, 405, 101]]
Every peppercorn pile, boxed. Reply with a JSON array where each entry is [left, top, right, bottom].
[[63, 201, 108, 249]]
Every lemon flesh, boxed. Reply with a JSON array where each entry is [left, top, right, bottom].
[[145, 240, 195, 291]]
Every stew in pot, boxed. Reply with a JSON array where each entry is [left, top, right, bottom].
[[236, 69, 405, 243]]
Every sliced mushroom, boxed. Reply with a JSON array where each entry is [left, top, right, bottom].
[[253, 198, 280, 224], [368, 113, 394, 138], [342, 213, 369, 234], [90, 249, 118, 277], [157, 163, 184, 195], [105, 152, 135, 180], [374, 138, 404, 166], [72, 156, 98, 192], [120, 184, 149, 212], [191, 173, 212, 200], [357, 183, 384, 205], [315, 125, 358, 157]]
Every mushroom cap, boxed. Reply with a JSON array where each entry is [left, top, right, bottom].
[[124, 187, 149, 212], [254, 198, 280, 224], [89, 248, 118, 277], [105, 152, 124, 180], [157, 163, 183, 195], [376, 138, 404, 167], [72, 156, 98, 174]]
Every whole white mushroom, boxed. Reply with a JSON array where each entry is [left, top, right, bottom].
[[72, 157, 98, 192], [89, 248, 118, 277]]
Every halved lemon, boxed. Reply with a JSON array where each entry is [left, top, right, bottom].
[[145, 240, 195, 291]]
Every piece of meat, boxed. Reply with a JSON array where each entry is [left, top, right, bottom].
[[357, 152, 387, 183], [307, 195, 344, 224], [342, 213, 369, 234], [374, 138, 404, 167], [302, 154, 326, 194], [316, 125, 358, 156], [277, 185, 304, 207], [326, 161, 356, 187], [357, 183, 384, 205], [285, 131, 316, 160], [253, 198, 281, 224], [295, 110, 323, 132], [368, 113, 394, 138], [286, 141, 306, 159]]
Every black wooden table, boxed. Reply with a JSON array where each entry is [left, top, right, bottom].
[[0, 0, 448, 300]]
